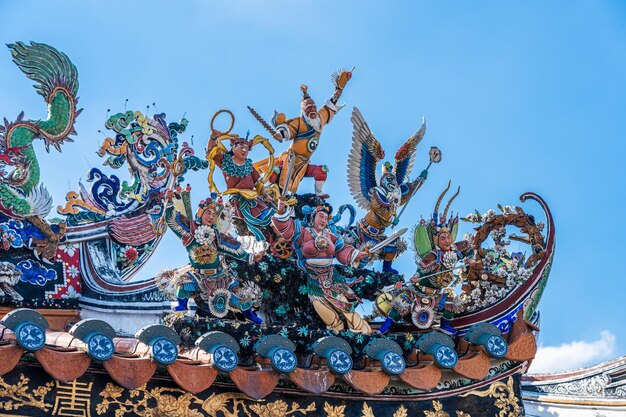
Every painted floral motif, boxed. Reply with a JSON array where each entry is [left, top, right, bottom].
[[0, 374, 53, 413], [118, 245, 140, 267], [194, 225, 215, 246], [97, 384, 206, 417], [324, 403, 346, 417], [66, 265, 79, 279], [239, 334, 251, 347], [423, 401, 471, 417], [59, 242, 77, 257], [1, 223, 23, 250], [250, 400, 316, 417], [0, 373, 533, 417], [45, 237, 82, 300], [97, 383, 317, 417], [60, 284, 80, 299], [392, 405, 408, 417]]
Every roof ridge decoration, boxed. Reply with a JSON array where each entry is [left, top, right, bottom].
[[1, 41, 556, 414], [523, 355, 626, 400]]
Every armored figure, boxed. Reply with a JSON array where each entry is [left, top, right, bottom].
[[376, 183, 472, 333], [207, 128, 275, 241], [164, 188, 264, 323], [347, 107, 440, 274], [254, 69, 352, 198], [272, 199, 371, 333]]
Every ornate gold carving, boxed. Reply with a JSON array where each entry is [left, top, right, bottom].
[[0, 373, 520, 417], [0, 374, 53, 412], [98, 384, 203, 417], [361, 403, 413, 417], [250, 400, 316, 417], [97, 383, 318, 417], [200, 392, 252, 416], [423, 401, 471, 417], [460, 376, 521, 417], [52, 380, 93, 417], [361, 403, 375, 417], [324, 403, 346, 417], [392, 404, 408, 417]]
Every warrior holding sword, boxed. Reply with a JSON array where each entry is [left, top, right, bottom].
[[346, 107, 442, 274], [252, 68, 353, 198], [374, 183, 474, 334]]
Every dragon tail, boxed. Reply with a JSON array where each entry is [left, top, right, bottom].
[[8, 41, 81, 151]]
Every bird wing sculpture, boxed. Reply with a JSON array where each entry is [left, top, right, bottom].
[[347, 107, 385, 210], [393, 118, 426, 186], [166, 208, 192, 239]]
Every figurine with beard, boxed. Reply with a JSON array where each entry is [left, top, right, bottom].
[[254, 68, 353, 198]]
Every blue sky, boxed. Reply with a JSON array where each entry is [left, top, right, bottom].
[[1, 1, 625, 371]]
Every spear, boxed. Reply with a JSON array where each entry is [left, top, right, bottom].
[[380, 264, 466, 293], [247, 106, 282, 142], [154, 148, 187, 238], [392, 146, 442, 228]]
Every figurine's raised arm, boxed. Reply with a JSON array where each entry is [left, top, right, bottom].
[[257, 68, 353, 197], [323, 67, 353, 117], [206, 129, 222, 154], [164, 189, 192, 243], [163, 189, 264, 322], [207, 127, 275, 241]]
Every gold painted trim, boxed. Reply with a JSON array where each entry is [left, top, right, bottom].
[[461, 376, 522, 417]]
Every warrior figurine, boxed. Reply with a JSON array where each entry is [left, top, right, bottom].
[[272, 199, 372, 334], [375, 182, 473, 334], [207, 128, 275, 241], [347, 107, 440, 274], [163, 188, 264, 323], [254, 69, 353, 198]]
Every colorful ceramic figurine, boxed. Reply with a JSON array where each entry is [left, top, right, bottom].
[[0, 42, 80, 260], [375, 183, 473, 333], [164, 188, 264, 323], [347, 107, 441, 274], [254, 68, 353, 198], [206, 114, 276, 241], [272, 199, 372, 333]]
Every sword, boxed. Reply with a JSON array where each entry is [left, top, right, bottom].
[[367, 228, 408, 255], [247, 106, 281, 142]]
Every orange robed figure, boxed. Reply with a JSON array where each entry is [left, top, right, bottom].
[[254, 69, 352, 198]]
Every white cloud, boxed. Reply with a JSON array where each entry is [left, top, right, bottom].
[[530, 330, 617, 374]]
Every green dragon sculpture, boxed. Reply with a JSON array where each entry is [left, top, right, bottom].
[[0, 41, 80, 260]]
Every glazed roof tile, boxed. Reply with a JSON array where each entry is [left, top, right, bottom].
[[0, 315, 538, 399]]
